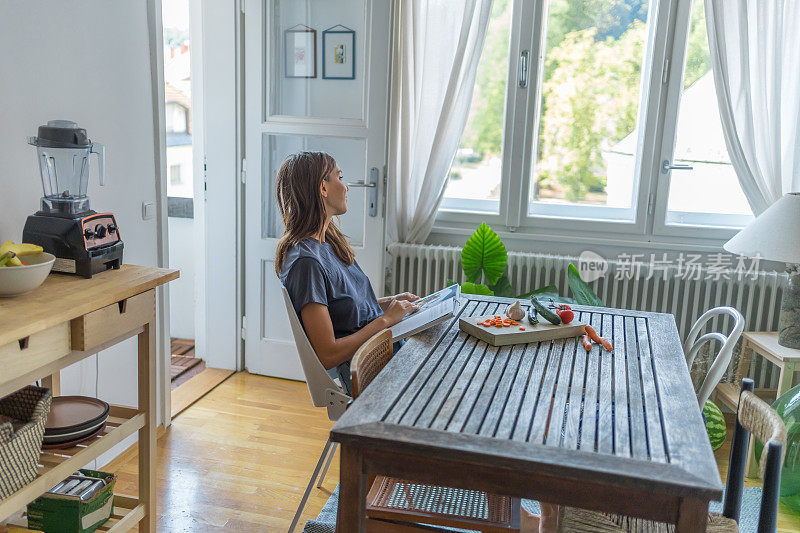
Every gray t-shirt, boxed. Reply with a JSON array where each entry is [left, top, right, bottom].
[[280, 238, 383, 393]]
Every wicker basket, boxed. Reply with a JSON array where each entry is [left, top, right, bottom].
[[0, 386, 52, 500]]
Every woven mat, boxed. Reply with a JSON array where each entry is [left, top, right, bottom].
[[302, 485, 763, 533]]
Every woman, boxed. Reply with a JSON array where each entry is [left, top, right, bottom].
[[275, 151, 419, 394]]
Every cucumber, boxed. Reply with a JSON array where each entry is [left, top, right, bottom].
[[531, 297, 561, 325], [527, 306, 539, 325]]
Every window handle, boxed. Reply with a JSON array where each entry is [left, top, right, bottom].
[[518, 50, 529, 88], [662, 159, 694, 174]]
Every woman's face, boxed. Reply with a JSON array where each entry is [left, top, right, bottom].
[[321, 165, 348, 216]]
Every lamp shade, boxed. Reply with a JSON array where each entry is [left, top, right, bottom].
[[724, 193, 800, 265]]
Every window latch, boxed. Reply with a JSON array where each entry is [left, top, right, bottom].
[[661, 159, 694, 174], [518, 50, 529, 88]]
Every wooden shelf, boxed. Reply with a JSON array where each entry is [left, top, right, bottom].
[[97, 495, 146, 532], [4, 495, 144, 532], [0, 405, 144, 523]]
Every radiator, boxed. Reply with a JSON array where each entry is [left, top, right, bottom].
[[387, 243, 788, 388]]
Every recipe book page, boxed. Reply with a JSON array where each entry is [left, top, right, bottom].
[[390, 284, 461, 342]]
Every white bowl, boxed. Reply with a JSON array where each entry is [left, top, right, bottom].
[[0, 252, 56, 297]]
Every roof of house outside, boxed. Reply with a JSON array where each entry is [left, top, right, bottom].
[[606, 71, 729, 164]]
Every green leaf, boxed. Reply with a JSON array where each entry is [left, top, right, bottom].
[[461, 223, 507, 285], [568, 263, 603, 306], [516, 284, 560, 300], [461, 282, 494, 296], [488, 275, 514, 298], [445, 278, 457, 287]]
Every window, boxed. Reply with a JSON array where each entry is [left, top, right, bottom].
[[438, 0, 753, 242], [169, 164, 182, 186], [441, 0, 512, 214], [166, 102, 188, 133], [659, 1, 752, 229]]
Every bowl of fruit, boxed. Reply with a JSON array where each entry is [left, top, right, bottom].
[[0, 242, 55, 297]]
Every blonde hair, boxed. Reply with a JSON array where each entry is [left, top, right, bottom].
[[274, 151, 355, 276]]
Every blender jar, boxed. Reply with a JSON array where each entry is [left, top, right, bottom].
[[28, 120, 105, 216]]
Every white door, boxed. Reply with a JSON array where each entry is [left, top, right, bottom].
[[243, 0, 391, 379]]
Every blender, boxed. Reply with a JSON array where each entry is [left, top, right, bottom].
[[23, 120, 123, 278]]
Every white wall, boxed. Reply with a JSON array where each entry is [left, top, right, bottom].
[[0, 1, 165, 464]]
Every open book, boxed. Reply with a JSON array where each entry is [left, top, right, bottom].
[[390, 284, 461, 342]]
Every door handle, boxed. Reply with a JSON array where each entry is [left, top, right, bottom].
[[346, 167, 379, 217], [662, 159, 694, 174]]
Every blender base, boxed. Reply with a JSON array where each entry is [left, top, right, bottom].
[[23, 213, 124, 279]]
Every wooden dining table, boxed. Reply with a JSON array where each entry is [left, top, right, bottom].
[[331, 294, 723, 532]]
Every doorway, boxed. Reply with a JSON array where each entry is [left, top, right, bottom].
[[241, 0, 392, 379], [162, 0, 234, 416]]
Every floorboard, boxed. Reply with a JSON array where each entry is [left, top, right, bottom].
[[170, 367, 236, 418]]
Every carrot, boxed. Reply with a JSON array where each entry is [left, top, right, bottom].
[[585, 325, 613, 351], [582, 334, 592, 352], [584, 325, 602, 343], [519, 327, 525, 330], [599, 337, 613, 351]]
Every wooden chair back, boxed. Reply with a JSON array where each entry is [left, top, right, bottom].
[[350, 329, 393, 399], [723, 378, 786, 532]]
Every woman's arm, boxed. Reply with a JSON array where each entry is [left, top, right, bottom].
[[301, 299, 418, 369]]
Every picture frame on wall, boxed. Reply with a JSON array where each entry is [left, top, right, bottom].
[[284, 25, 316, 78], [322, 25, 356, 80]]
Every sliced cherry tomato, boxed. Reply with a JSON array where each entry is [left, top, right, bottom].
[[556, 308, 574, 324]]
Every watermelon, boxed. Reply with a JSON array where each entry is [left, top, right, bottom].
[[703, 400, 727, 450]]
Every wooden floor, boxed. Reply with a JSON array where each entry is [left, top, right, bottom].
[[108, 372, 339, 531], [105, 372, 800, 532]]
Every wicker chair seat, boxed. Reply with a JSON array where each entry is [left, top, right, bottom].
[[366, 476, 516, 531], [559, 507, 738, 532]]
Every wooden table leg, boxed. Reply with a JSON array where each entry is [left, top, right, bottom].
[[138, 321, 157, 533], [41, 372, 60, 395], [675, 498, 707, 532], [336, 444, 366, 533]]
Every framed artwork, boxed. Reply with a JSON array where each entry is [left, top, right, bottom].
[[284, 25, 316, 78], [322, 25, 356, 80]]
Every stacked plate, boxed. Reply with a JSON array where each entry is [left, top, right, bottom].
[[42, 396, 110, 449]]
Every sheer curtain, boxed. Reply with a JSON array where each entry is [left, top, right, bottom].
[[705, 0, 800, 215], [388, 0, 494, 244]]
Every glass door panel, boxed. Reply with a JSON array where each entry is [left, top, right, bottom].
[[261, 133, 368, 246], [268, 0, 366, 121]]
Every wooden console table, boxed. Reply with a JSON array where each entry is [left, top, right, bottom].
[[714, 331, 800, 478], [0, 265, 178, 532]]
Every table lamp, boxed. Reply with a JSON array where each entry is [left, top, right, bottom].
[[724, 192, 800, 348]]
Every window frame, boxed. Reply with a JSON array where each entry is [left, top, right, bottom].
[[435, 0, 747, 248]]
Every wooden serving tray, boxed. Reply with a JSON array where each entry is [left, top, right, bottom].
[[459, 314, 586, 347]]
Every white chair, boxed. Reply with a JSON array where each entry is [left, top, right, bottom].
[[683, 306, 745, 406], [281, 286, 351, 533]]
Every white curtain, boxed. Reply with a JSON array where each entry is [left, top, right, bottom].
[[388, 0, 494, 244], [705, 0, 800, 215]]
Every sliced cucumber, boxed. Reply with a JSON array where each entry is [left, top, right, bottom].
[[531, 297, 561, 325]]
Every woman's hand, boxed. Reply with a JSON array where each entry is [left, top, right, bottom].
[[381, 299, 419, 327], [377, 292, 420, 311]]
